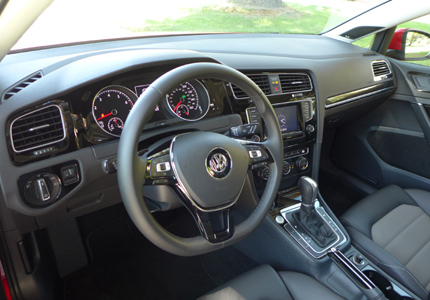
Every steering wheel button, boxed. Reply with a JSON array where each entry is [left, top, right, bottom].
[[156, 162, 171, 172], [249, 150, 262, 158]]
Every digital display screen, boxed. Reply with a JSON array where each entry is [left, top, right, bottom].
[[274, 105, 298, 133], [134, 84, 160, 112]]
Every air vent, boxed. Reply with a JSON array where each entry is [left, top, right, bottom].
[[231, 74, 271, 99], [279, 74, 312, 93], [2, 71, 43, 101], [372, 60, 391, 81], [10, 105, 66, 153]]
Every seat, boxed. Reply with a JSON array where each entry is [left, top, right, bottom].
[[198, 264, 345, 300], [340, 185, 430, 300]]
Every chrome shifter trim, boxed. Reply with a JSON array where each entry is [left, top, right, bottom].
[[280, 201, 347, 259]]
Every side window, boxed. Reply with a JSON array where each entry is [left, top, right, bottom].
[[387, 15, 430, 66]]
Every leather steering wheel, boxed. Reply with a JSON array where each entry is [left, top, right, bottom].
[[117, 63, 283, 256]]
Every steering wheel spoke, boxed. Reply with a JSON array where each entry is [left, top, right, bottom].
[[176, 191, 234, 243]]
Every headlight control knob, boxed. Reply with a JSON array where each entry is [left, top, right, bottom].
[[23, 172, 61, 206], [296, 156, 309, 171]]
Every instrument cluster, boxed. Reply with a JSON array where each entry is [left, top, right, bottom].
[[85, 77, 223, 138]]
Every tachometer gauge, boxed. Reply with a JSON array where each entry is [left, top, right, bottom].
[[92, 85, 137, 136], [166, 81, 209, 121]]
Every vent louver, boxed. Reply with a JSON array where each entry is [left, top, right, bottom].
[[231, 75, 271, 99], [279, 74, 312, 93], [372, 61, 391, 81], [3, 71, 43, 101], [230, 73, 312, 100], [10, 105, 66, 153]]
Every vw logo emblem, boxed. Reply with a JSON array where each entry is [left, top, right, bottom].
[[210, 153, 228, 174], [206, 148, 232, 179]]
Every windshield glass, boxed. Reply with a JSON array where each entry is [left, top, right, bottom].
[[13, 0, 387, 51]]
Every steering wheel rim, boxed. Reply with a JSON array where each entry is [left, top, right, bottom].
[[117, 62, 283, 256]]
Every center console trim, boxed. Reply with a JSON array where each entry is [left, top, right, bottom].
[[280, 201, 347, 259]]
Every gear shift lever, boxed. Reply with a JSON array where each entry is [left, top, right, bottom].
[[299, 176, 318, 209], [296, 176, 335, 247]]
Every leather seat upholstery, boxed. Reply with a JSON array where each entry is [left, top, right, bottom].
[[341, 185, 430, 300], [198, 264, 345, 300]]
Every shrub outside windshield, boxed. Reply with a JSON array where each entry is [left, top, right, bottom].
[[13, 0, 386, 51]]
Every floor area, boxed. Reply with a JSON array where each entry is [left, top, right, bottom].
[[63, 205, 258, 300]]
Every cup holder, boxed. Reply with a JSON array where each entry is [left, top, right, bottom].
[[363, 270, 413, 300]]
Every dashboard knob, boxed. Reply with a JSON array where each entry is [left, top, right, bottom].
[[296, 157, 309, 171], [258, 166, 270, 181], [282, 161, 291, 176], [306, 124, 315, 134], [23, 172, 61, 206]]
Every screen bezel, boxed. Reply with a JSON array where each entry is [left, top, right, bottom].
[[272, 101, 304, 138]]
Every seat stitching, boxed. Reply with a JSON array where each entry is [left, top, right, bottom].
[[380, 211, 425, 250], [350, 235, 429, 295]]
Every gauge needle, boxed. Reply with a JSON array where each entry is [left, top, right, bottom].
[[174, 101, 182, 112], [97, 112, 113, 121]]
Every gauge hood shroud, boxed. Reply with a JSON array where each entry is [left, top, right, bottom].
[[171, 132, 249, 209]]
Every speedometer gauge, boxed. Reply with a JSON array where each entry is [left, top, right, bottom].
[[92, 85, 137, 136], [166, 81, 209, 121]]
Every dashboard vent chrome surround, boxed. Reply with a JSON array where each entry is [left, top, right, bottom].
[[231, 75, 270, 99], [230, 73, 312, 100], [2, 71, 43, 101], [10, 105, 66, 153], [372, 60, 391, 81], [279, 74, 312, 94]]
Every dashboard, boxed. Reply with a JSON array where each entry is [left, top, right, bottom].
[[0, 33, 396, 233]]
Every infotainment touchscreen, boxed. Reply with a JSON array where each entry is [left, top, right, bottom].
[[274, 105, 298, 133]]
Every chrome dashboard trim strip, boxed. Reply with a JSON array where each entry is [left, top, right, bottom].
[[326, 86, 394, 109]]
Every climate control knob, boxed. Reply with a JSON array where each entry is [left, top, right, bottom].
[[296, 156, 309, 171], [258, 166, 270, 181], [282, 161, 291, 176]]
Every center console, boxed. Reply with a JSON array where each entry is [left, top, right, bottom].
[[246, 99, 317, 193], [233, 84, 418, 299]]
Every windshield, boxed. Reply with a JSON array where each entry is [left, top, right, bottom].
[[12, 0, 386, 51]]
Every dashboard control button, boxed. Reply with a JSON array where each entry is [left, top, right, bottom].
[[61, 164, 79, 186], [275, 215, 285, 225]]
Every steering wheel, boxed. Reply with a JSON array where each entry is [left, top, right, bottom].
[[117, 63, 283, 256]]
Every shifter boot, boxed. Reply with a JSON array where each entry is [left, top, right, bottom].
[[293, 206, 336, 248]]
